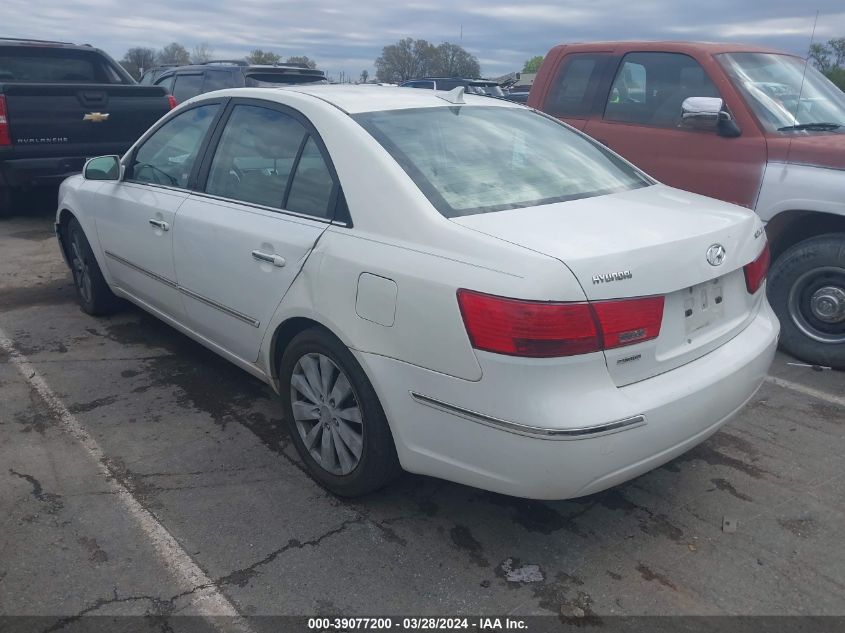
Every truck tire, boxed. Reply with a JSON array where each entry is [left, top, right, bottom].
[[768, 234, 845, 369], [0, 186, 11, 217]]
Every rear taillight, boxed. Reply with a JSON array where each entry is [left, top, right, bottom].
[[592, 296, 665, 349], [0, 96, 10, 146], [167, 95, 178, 110], [456, 289, 664, 358], [743, 242, 770, 294]]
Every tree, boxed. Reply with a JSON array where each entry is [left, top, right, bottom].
[[191, 43, 214, 64], [431, 42, 481, 78], [156, 42, 190, 66], [246, 49, 281, 65], [522, 55, 544, 74], [121, 47, 156, 79], [286, 56, 317, 69], [360, 69, 369, 83], [375, 38, 437, 83], [808, 38, 845, 91]]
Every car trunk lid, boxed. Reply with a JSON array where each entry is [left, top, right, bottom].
[[452, 185, 768, 385]]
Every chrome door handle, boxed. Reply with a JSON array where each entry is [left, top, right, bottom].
[[149, 219, 170, 231], [252, 250, 286, 267]]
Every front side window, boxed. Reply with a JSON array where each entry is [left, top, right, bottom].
[[605, 52, 720, 128], [205, 105, 307, 208], [172, 74, 204, 102], [130, 104, 219, 188], [545, 53, 608, 118], [718, 52, 845, 131], [354, 105, 650, 218]]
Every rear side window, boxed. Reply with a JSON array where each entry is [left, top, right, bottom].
[[0, 48, 126, 83], [172, 74, 204, 102], [604, 52, 720, 127], [203, 70, 232, 92], [130, 104, 219, 188], [545, 53, 608, 117], [205, 105, 307, 208], [286, 137, 335, 218]]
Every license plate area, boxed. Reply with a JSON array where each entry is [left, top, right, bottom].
[[684, 278, 724, 335]]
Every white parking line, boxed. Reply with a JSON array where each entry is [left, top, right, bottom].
[[765, 376, 845, 408], [0, 331, 256, 632]]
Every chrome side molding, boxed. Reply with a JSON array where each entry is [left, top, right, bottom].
[[409, 391, 646, 440]]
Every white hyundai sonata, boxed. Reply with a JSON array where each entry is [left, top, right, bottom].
[[56, 85, 778, 499]]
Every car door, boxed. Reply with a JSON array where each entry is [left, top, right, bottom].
[[584, 51, 767, 207], [173, 100, 340, 362], [95, 101, 223, 317]]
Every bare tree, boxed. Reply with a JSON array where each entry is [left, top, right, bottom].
[[121, 47, 156, 79], [360, 69, 369, 83], [286, 56, 317, 69], [191, 43, 215, 64], [156, 42, 190, 66], [246, 49, 281, 65]]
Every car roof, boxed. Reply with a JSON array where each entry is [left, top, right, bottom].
[[197, 84, 523, 114], [548, 40, 792, 56]]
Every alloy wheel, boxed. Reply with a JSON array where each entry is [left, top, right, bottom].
[[290, 353, 364, 476], [70, 233, 93, 305]]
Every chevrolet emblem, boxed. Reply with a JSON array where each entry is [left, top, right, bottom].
[[83, 112, 110, 122]]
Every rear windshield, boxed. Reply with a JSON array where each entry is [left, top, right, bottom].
[[0, 47, 126, 84], [354, 106, 650, 217], [245, 73, 327, 87]]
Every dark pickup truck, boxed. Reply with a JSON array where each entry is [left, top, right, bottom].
[[0, 38, 173, 214]]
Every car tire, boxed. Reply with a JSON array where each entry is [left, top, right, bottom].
[[0, 186, 12, 217], [768, 233, 845, 369], [66, 217, 121, 316], [280, 327, 402, 496]]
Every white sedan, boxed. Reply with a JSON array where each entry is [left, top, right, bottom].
[[56, 85, 779, 499]]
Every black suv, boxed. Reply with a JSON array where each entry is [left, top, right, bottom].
[[152, 61, 326, 103], [400, 77, 504, 97]]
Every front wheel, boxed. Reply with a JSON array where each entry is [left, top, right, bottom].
[[280, 328, 402, 496], [768, 234, 845, 369], [66, 217, 121, 316]]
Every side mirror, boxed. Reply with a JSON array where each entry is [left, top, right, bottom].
[[83, 155, 121, 181], [680, 97, 741, 137]]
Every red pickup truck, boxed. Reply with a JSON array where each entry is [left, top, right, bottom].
[[529, 41, 845, 368]]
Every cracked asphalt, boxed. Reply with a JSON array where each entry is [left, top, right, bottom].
[[1, 197, 844, 625]]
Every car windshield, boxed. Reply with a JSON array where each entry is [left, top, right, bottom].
[[717, 52, 845, 131], [354, 106, 651, 217], [468, 84, 504, 97]]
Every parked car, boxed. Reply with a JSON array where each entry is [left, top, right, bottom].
[[56, 85, 777, 499], [529, 41, 845, 367], [153, 61, 326, 103], [0, 38, 173, 215], [504, 90, 529, 104], [138, 64, 180, 85], [401, 77, 504, 97]]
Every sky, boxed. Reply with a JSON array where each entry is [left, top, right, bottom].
[[7, 0, 845, 79]]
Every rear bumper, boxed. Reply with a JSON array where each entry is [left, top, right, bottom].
[[356, 300, 779, 499], [1, 156, 90, 187]]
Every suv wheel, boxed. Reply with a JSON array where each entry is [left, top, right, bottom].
[[280, 328, 402, 496], [768, 234, 845, 369]]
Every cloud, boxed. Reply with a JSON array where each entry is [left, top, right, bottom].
[[5, 0, 842, 78]]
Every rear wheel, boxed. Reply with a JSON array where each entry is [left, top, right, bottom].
[[66, 217, 121, 316], [280, 328, 402, 496], [768, 234, 845, 369]]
